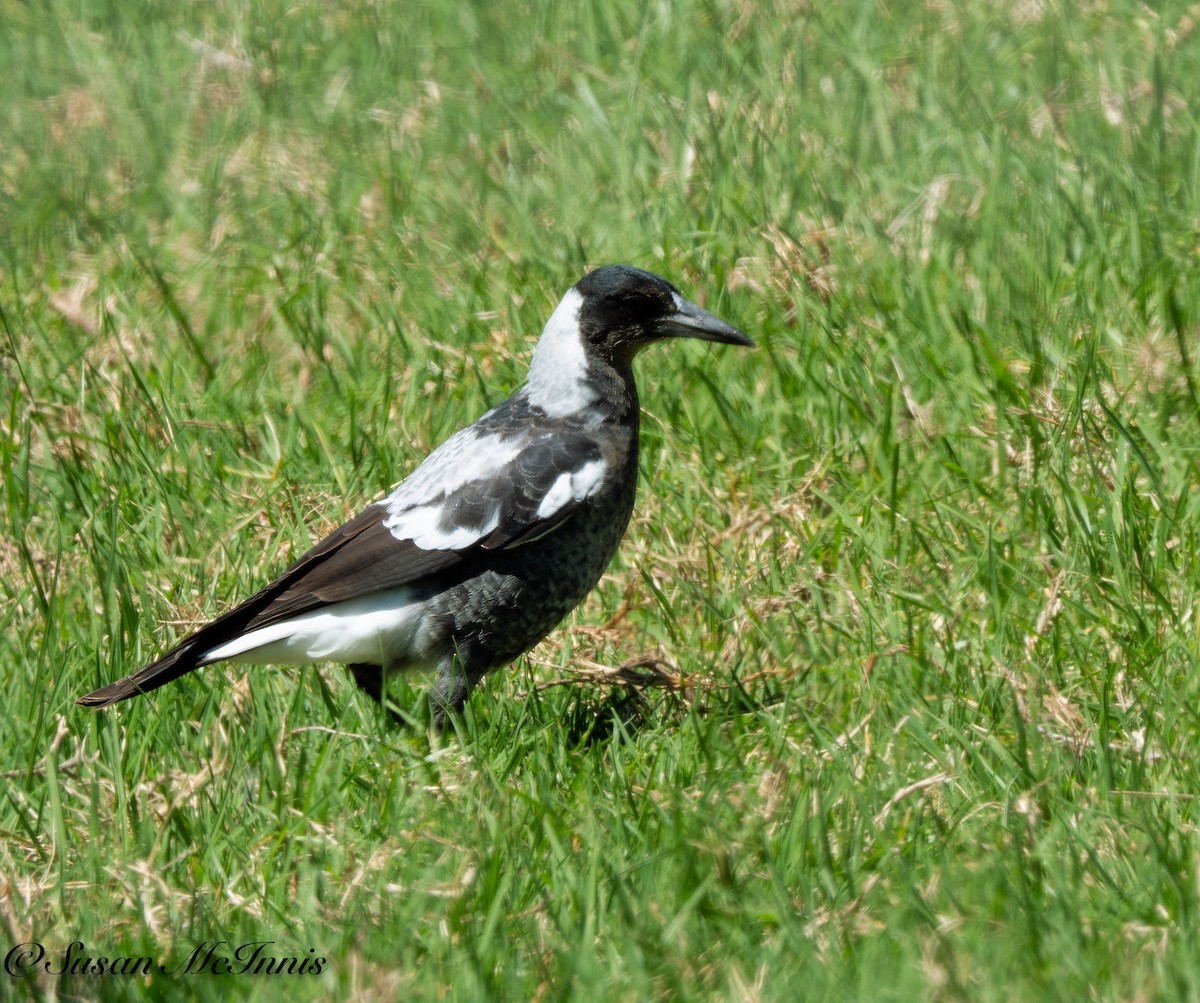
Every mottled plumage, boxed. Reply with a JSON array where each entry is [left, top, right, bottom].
[[78, 265, 752, 723]]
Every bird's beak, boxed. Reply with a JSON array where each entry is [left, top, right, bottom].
[[658, 294, 755, 347]]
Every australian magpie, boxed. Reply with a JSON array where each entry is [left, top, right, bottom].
[[77, 264, 753, 724]]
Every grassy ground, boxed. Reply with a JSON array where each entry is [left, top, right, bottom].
[[4, 0, 1200, 999]]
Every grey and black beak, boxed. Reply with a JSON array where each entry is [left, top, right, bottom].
[[658, 294, 755, 348]]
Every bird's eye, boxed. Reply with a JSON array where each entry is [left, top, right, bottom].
[[624, 291, 669, 315]]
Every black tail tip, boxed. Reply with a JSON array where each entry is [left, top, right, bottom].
[[75, 682, 137, 708]]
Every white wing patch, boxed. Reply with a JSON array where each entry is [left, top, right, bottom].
[[536, 458, 607, 519], [376, 322, 610, 554], [382, 428, 519, 550], [385, 428, 522, 511], [385, 499, 502, 550]]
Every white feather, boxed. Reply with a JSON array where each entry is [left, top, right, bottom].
[[525, 288, 597, 415], [384, 430, 521, 512], [536, 458, 607, 518], [201, 588, 435, 668], [387, 499, 502, 550], [382, 430, 519, 549]]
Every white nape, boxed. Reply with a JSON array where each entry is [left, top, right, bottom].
[[525, 287, 597, 415]]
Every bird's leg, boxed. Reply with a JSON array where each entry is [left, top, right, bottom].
[[350, 659, 478, 731], [429, 653, 480, 729], [347, 663, 405, 726]]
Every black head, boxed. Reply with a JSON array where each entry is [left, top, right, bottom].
[[526, 264, 752, 416], [572, 264, 753, 362]]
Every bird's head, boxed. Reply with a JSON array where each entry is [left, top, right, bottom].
[[573, 264, 753, 360], [527, 264, 752, 416]]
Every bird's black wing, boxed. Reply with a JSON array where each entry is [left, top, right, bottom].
[[243, 428, 607, 626], [77, 425, 609, 706]]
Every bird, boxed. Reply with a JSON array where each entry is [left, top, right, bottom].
[[77, 264, 753, 725]]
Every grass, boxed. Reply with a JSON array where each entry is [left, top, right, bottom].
[[3, 0, 1200, 999]]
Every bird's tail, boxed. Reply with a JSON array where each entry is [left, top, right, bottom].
[[76, 642, 207, 707], [77, 501, 384, 710], [76, 580, 287, 708]]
